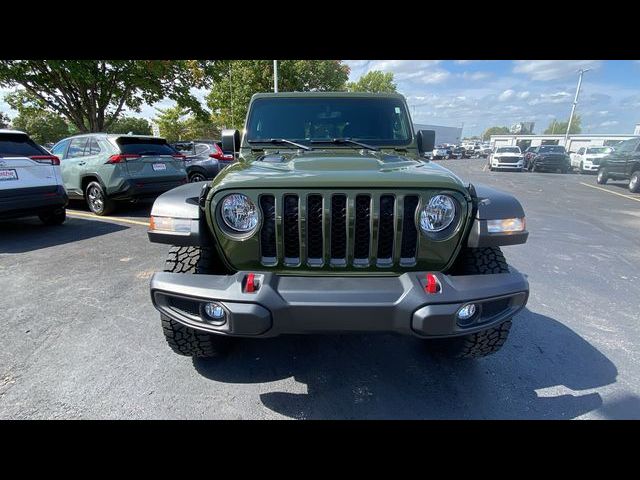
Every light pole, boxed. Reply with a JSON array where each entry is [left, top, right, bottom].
[[273, 60, 278, 93], [565, 68, 590, 145]]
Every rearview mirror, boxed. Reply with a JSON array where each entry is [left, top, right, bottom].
[[221, 129, 240, 156], [417, 130, 435, 156]]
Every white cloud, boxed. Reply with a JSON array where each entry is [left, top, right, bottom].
[[600, 120, 619, 127], [517, 91, 530, 99], [460, 71, 490, 81], [498, 89, 515, 101], [455, 60, 474, 65], [513, 60, 602, 81]]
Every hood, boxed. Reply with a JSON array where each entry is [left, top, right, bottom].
[[494, 152, 522, 157], [211, 149, 467, 192]]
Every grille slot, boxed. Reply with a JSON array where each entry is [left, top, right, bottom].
[[400, 195, 419, 264], [283, 194, 300, 265], [259, 195, 277, 265], [353, 195, 371, 266], [376, 194, 395, 266], [306, 194, 324, 266], [330, 194, 347, 266]]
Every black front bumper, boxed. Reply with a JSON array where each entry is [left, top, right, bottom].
[[150, 271, 529, 338], [0, 185, 68, 220], [109, 176, 188, 200]]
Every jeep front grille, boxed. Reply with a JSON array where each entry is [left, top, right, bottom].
[[258, 192, 421, 268]]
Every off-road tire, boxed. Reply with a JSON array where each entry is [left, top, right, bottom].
[[161, 314, 232, 357], [39, 208, 66, 225], [430, 247, 513, 358], [597, 168, 608, 184], [628, 170, 640, 193], [160, 246, 233, 357]]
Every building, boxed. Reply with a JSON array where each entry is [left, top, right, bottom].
[[489, 133, 639, 153], [413, 123, 463, 146]]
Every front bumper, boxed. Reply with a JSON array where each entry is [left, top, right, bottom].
[[0, 185, 68, 220], [492, 161, 523, 170], [150, 270, 529, 338]]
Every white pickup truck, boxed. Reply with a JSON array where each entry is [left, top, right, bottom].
[[570, 146, 613, 173]]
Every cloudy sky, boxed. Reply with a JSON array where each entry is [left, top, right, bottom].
[[2, 60, 639, 137], [344, 60, 640, 136]]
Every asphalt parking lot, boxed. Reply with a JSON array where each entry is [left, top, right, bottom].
[[1, 159, 639, 419]]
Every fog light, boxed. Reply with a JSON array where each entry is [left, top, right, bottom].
[[457, 304, 478, 322], [204, 302, 225, 321]]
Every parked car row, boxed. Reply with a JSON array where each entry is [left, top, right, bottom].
[[1, 129, 239, 223]]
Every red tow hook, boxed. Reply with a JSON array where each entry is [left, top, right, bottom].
[[425, 273, 440, 294], [244, 273, 258, 293]]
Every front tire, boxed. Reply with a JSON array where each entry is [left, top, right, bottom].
[[597, 168, 608, 185], [428, 247, 513, 359], [161, 246, 233, 357], [39, 208, 66, 225]]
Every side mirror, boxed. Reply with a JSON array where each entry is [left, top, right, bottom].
[[221, 129, 240, 156], [417, 130, 435, 156]]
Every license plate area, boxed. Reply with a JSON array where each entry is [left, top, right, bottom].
[[0, 169, 18, 181], [152, 163, 167, 171]]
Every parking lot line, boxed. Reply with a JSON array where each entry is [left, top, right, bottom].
[[66, 210, 150, 226], [579, 182, 640, 203]]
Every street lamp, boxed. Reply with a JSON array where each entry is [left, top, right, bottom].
[[273, 60, 278, 93], [565, 68, 590, 145]]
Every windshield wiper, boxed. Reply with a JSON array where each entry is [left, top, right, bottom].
[[248, 138, 312, 151], [310, 138, 380, 151]]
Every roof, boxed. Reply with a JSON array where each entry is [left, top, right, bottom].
[[0, 129, 28, 135], [63, 132, 165, 140], [250, 91, 406, 100]]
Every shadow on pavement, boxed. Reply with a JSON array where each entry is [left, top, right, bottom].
[[193, 309, 619, 419], [0, 216, 128, 254], [68, 199, 154, 219]]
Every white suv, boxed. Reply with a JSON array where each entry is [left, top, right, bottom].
[[0, 129, 68, 224]]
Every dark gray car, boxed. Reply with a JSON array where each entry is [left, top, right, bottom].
[[171, 140, 235, 182]]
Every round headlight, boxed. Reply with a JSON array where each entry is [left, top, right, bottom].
[[419, 194, 457, 233], [220, 194, 260, 233]]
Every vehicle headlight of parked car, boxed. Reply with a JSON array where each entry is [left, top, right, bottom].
[[218, 193, 261, 236], [419, 194, 457, 234]]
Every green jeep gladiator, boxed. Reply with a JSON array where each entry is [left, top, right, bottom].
[[147, 92, 529, 359]]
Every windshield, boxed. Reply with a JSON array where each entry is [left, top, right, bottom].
[[539, 145, 566, 153], [586, 147, 612, 154], [245, 97, 413, 146], [496, 147, 521, 153]]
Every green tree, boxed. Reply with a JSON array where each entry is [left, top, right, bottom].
[[0, 60, 216, 133], [346, 70, 397, 93], [106, 116, 152, 135], [5, 91, 74, 144], [544, 115, 582, 134], [0, 112, 10, 128], [482, 126, 510, 141], [154, 106, 189, 143], [206, 60, 350, 130]]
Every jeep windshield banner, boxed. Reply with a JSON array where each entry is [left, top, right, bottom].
[[246, 97, 413, 146]]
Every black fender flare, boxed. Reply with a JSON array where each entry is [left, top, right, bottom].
[[147, 181, 212, 247], [466, 183, 529, 248]]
